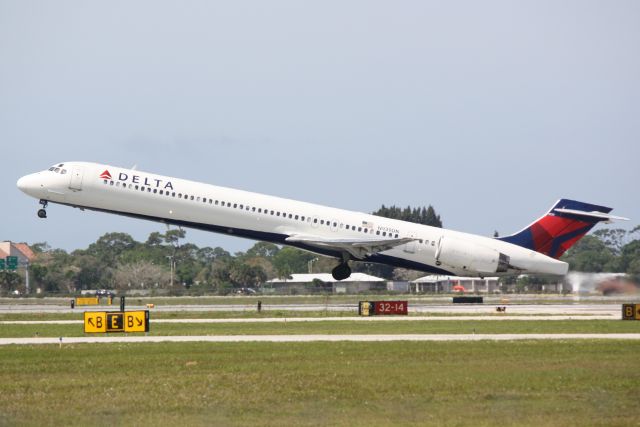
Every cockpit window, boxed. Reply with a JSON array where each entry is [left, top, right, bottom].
[[48, 165, 68, 174]]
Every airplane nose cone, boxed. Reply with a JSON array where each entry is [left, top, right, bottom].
[[17, 173, 42, 196], [17, 175, 29, 192]]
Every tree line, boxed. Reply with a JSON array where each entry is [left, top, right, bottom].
[[1, 204, 638, 295]]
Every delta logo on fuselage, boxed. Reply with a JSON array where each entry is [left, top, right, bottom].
[[100, 170, 174, 190]]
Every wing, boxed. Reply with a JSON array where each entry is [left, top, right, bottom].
[[285, 233, 416, 260]]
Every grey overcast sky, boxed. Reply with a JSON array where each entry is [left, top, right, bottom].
[[1, 1, 639, 253]]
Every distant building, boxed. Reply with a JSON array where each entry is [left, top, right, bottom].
[[411, 275, 500, 293], [265, 273, 386, 294], [0, 241, 35, 265]]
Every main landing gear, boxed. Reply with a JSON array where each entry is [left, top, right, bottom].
[[332, 261, 352, 281], [37, 200, 48, 219], [332, 263, 351, 281]]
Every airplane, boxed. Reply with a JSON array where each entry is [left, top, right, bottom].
[[17, 161, 628, 280]]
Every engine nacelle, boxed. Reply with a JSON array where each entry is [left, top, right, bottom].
[[435, 236, 510, 274]]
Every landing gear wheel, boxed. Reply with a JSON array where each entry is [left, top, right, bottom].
[[37, 209, 47, 219], [332, 263, 351, 281]]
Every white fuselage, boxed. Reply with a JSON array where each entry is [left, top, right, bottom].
[[17, 161, 568, 277]]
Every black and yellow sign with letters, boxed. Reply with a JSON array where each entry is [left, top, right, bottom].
[[84, 311, 107, 333], [622, 304, 640, 320], [124, 311, 149, 332], [84, 311, 149, 333]]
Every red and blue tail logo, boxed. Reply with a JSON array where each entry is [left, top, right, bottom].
[[498, 199, 613, 259]]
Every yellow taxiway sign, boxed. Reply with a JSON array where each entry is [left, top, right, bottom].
[[84, 311, 149, 333]]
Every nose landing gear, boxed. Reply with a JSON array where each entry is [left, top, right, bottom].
[[37, 200, 48, 219]]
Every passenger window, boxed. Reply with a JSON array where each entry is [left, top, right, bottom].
[[383, 232, 387, 236], [110, 181, 114, 186], [358, 227, 362, 232], [314, 218, 318, 223], [295, 215, 299, 220], [153, 189, 157, 193]]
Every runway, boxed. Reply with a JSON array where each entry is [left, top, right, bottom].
[[1, 333, 639, 345], [0, 303, 623, 316]]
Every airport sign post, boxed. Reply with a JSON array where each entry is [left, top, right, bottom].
[[359, 301, 408, 316], [84, 310, 150, 333]]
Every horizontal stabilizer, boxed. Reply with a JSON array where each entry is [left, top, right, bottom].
[[552, 208, 629, 222]]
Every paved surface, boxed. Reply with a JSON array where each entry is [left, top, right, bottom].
[[0, 315, 617, 325], [1, 333, 640, 345], [0, 303, 623, 316]]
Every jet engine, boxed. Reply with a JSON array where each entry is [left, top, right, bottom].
[[435, 236, 510, 274]]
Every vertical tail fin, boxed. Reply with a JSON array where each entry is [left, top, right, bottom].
[[497, 199, 628, 259]]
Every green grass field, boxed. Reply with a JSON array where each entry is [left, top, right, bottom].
[[1, 319, 640, 338], [0, 310, 602, 322], [1, 340, 638, 426]]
